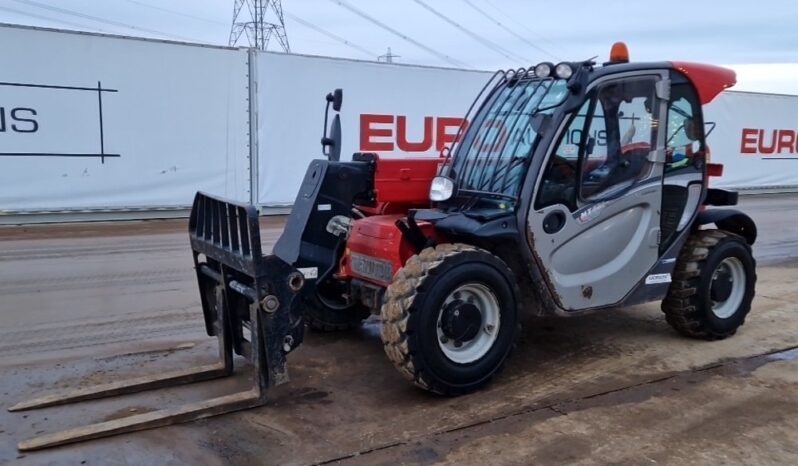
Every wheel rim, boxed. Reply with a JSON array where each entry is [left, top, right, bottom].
[[436, 283, 501, 364], [710, 257, 746, 319]]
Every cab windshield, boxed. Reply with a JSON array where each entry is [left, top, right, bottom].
[[447, 76, 570, 214]]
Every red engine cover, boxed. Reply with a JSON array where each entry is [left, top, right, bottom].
[[372, 156, 440, 204], [341, 214, 435, 287]]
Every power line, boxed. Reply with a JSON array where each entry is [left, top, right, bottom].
[[329, 0, 471, 69], [119, 0, 378, 59], [10, 0, 201, 42], [285, 12, 377, 58], [116, 0, 374, 59], [460, 0, 559, 61], [0, 5, 113, 33], [481, 0, 571, 58], [119, 0, 227, 26], [410, 0, 529, 64]]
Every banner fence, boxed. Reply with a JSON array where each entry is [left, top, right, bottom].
[[1, 24, 796, 220]]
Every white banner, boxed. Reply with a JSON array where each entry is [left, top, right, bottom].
[[0, 25, 251, 212], [2, 25, 795, 215], [256, 54, 798, 205], [704, 91, 798, 188], [255, 52, 491, 205]]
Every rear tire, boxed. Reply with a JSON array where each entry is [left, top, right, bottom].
[[662, 229, 756, 340], [380, 244, 520, 395], [304, 279, 370, 332]]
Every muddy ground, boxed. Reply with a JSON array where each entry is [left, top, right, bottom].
[[0, 194, 796, 465]]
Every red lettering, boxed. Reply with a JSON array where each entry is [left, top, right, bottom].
[[435, 117, 467, 153], [757, 129, 777, 154], [396, 116, 433, 152], [776, 129, 796, 154], [360, 113, 475, 154], [360, 114, 394, 152], [740, 128, 758, 154]]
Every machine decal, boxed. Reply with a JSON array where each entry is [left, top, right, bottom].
[[298, 267, 319, 279], [576, 202, 606, 224], [645, 273, 672, 284], [350, 253, 394, 283]]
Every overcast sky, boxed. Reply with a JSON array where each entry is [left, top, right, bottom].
[[2, 0, 798, 92]]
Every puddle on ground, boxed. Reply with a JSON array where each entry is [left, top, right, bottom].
[[764, 347, 798, 362]]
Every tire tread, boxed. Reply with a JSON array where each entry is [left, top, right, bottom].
[[380, 243, 519, 394], [662, 229, 756, 340]]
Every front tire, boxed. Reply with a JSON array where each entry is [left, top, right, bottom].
[[662, 229, 756, 340], [380, 244, 520, 395]]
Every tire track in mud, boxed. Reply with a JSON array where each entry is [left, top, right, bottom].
[[0, 268, 193, 295], [0, 308, 205, 358], [0, 231, 272, 361], [319, 345, 798, 466], [0, 234, 282, 263], [0, 228, 283, 263], [0, 240, 187, 262]]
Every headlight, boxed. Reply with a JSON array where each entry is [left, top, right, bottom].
[[554, 62, 574, 79], [429, 176, 455, 202], [534, 62, 553, 78]]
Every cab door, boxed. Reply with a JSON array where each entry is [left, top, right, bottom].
[[527, 71, 669, 311]]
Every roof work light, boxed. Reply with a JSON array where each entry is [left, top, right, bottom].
[[534, 62, 553, 78], [554, 62, 574, 79]]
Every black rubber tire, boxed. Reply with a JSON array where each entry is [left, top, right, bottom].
[[662, 229, 756, 340], [380, 243, 520, 395], [304, 281, 370, 332]]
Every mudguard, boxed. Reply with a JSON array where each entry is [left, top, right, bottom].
[[696, 208, 757, 245]]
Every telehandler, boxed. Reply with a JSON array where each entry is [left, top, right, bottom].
[[10, 43, 756, 450]]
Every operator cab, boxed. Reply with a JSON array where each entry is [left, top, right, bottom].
[[424, 43, 738, 311]]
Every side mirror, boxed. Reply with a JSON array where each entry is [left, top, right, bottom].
[[321, 88, 344, 161], [327, 88, 343, 112]]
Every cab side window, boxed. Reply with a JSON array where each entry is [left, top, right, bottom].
[[535, 77, 660, 211], [580, 77, 658, 201], [534, 100, 590, 211], [659, 82, 706, 253], [665, 84, 704, 171]]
